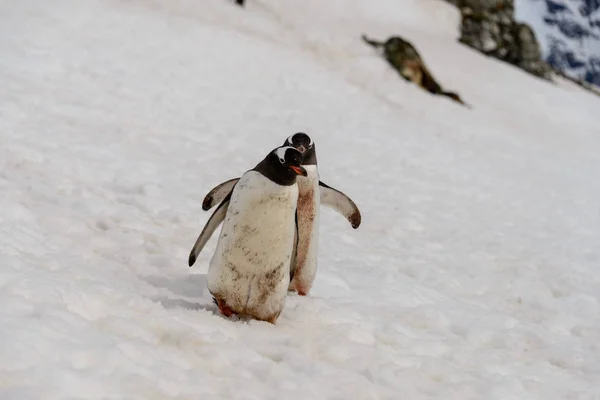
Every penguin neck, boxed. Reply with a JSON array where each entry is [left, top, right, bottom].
[[297, 165, 319, 191], [302, 148, 317, 166]]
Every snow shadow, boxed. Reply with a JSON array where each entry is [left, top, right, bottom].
[[144, 273, 207, 297], [155, 297, 215, 312], [143, 274, 213, 312]]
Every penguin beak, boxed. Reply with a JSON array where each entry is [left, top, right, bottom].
[[290, 165, 307, 177], [296, 145, 306, 153]]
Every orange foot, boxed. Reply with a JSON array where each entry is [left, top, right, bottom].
[[288, 282, 308, 296], [295, 285, 308, 296], [214, 297, 235, 318]]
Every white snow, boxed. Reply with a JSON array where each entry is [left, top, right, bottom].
[[1, 0, 600, 399]]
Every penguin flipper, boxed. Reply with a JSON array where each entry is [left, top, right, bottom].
[[319, 181, 362, 229], [188, 192, 233, 267], [202, 178, 240, 211]]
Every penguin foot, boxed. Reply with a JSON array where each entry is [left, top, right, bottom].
[[214, 297, 235, 318], [295, 284, 308, 296], [259, 311, 281, 324], [288, 283, 307, 296]]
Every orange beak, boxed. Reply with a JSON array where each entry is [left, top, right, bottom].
[[290, 165, 307, 176]]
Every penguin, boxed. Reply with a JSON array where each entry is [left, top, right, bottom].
[[283, 132, 322, 296], [361, 34, 469, 107], [191, 133, 361, 296], [197, 145, 307, 324]]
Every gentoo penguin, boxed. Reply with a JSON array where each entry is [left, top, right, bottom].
[[191, 133, 361, 296], [197, 146, 306, 324]]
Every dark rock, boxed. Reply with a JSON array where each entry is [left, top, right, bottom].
[[450, 0, 553, 80], [555, 18, 597, 41], [545, 0, 572, 15], [584, 58, 600, 85], [580, 0, 600, 17], [543, 16, 559, 26], [509, 0, 600, 89], [547, 37, 587, 69]]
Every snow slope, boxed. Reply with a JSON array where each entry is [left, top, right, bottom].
[[1, 0, 600, 398]]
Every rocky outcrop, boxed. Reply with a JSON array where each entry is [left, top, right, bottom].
[[519, 0, 600, 88], [451, 0, 553, 80]]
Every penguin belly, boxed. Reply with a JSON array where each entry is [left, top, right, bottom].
[[289, 165, 320, 296], [208, 171, 298, 323]]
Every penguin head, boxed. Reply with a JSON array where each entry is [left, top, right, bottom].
[[284, 132, 317, 165], [254, 146, 307, 186]]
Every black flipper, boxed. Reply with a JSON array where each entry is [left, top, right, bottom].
[[202, 178, 239, 211], [319, 181, 362, 228], [188, 190, 234, 267]]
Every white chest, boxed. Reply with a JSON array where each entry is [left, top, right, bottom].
[[296, 165, 320, 221], [219, 172, 298, 267]]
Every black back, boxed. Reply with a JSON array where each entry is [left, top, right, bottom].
[[253, 146, 305, 186], [283, 132, 317, 166]]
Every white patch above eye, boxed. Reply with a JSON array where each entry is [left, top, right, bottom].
[[286, 135, 294, 145], [275, 146, 295, 163]]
